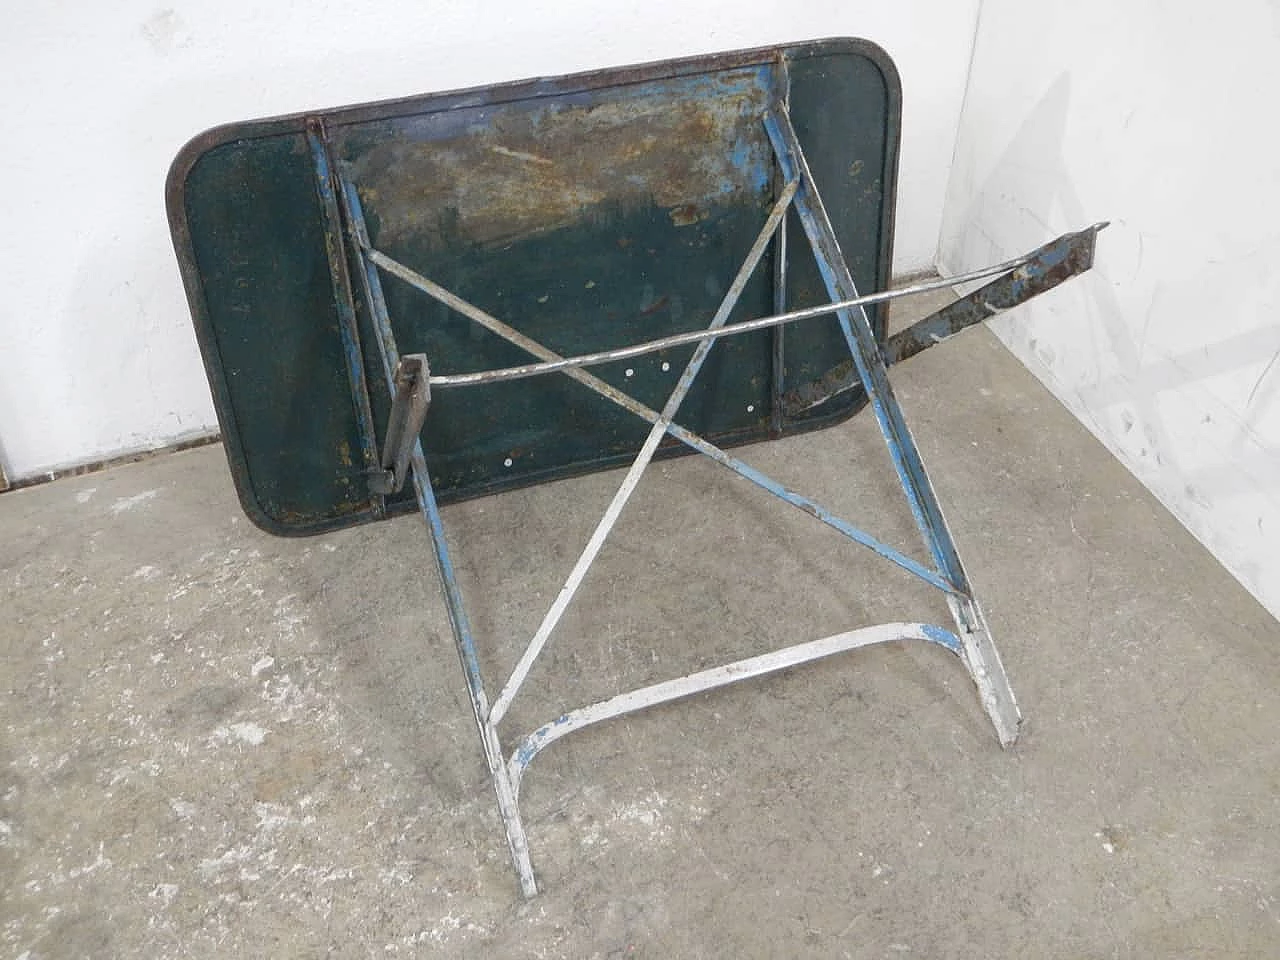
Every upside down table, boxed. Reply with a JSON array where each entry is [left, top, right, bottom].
[[167, 38, 1104, 896]]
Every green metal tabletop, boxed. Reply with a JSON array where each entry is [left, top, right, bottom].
[[167, 38, 901, 535]]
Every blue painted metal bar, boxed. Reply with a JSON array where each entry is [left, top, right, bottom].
[[765, 108, 972, 602], [337, 178, 398, 388], [305, 121, 384, 513], [338, 181, 483, 681], [661, 420, 959, 596], [337, 172, 539, 896]]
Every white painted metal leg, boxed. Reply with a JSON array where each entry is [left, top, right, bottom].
[[481, 723, 539, 897], [946, 596, 1021, 747]]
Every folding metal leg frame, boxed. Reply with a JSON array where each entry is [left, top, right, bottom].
[[307, 103, 1104, 897]]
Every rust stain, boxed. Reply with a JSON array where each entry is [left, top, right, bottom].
[[344, 77, 769, 251], [668, 203, 703, 227], [639, 295, 670, 317]]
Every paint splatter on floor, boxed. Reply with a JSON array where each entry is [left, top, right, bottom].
[[109, 489, 158, 514]]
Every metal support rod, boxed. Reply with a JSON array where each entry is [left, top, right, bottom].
[[770, 215, 787, 437], [769, 55, 791, 439], [507, 621, 964, 795], [339, 181, 397, 388], [418, 256, 1044, 389], [305, 121, 385, 513], [488, 179, 797, 727]]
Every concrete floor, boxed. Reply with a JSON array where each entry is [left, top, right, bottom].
[[3, 290, 1279, 958]]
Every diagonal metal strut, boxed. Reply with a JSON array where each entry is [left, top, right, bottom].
[[488, 179, 797, 725]]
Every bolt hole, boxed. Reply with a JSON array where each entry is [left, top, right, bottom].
[[503, 457, 513, 468]]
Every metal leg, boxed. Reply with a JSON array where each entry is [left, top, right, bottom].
[[336, 174, 539, 896], [765, 106, 1021, 745], [407, 444, 539, 897]]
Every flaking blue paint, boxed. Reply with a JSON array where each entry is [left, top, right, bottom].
[[920, 623, 964, 654]]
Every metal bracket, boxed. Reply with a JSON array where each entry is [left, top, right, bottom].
[[370, 354, 431, 495]]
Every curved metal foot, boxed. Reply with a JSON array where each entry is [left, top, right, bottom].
[[506, 622, 965, 798]]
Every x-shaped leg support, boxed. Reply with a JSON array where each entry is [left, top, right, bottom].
[[315, 101, 1029, 897]]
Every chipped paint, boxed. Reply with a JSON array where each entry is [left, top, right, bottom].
[[109, 489, 158, 514]]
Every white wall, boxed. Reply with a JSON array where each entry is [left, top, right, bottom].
[[0, 2, 979, 482], [939, 1, 1280, 618]]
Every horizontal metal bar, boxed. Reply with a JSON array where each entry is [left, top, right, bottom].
[[411, 255, 1042, 389], [782, 221, 1107, 414], [507, 621, 963, 793]]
